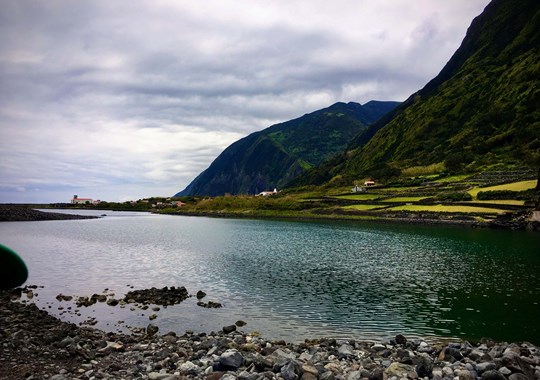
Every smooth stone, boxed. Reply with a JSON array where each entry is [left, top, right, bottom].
[[386, 362, 416, 378], [457, 369, 476, 380], [476, 362, 497, 374], [498, 367, 512, 376], [179, 361, 201, 375], [223, 325, 237, 334]]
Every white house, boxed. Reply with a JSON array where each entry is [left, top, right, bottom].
[[364, 180, 376, 187], [257, 188, 278, 197]]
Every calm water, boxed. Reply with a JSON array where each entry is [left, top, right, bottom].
[[1, 210, 539, 343]]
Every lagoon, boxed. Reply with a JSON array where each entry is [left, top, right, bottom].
[[1, 210, 539, 343]]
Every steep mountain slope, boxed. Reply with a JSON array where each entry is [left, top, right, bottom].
[[176, 101, 399, 196], [295, 0, 540, 186]]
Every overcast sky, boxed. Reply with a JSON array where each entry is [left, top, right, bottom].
[[0, 0, 491, 203]]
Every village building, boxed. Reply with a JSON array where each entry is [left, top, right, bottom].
[[71, 195, 93, 204], [257, 188, 278, 197]]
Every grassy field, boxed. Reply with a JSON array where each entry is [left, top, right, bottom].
[[383, 204, 506, 214], [381, 196, 428, 203], [342, 204, 386, 211], [434, 174, 470, 183], [468, 180, 537, 198], [334, 194, 381, 201], [467, 200, 526, 206]]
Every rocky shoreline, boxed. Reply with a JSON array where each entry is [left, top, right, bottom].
[[0, 206, 98, 222], [1, 290, 539, 380]]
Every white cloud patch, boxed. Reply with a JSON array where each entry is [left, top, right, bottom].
[[0, 0, 490, 202]]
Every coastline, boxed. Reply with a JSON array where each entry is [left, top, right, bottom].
[[0, 205, 99, 222], [2, 289, 539, 380], [161, 209, 540, 231]]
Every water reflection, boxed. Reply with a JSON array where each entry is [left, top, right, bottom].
[[0, 214, 539, 343]]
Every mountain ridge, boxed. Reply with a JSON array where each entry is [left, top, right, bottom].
[[175, 100, 399, 196], [293, 0, 540, 186]]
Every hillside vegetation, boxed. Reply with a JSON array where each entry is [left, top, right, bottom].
[[294, 0, 540, 186], [176, 101, 398, 196]]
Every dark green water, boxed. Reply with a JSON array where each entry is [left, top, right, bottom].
[[1, 212, 539, 343]]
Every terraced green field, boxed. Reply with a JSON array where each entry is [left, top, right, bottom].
[[383, 204, 506, 214], [468, 180, 537, 198]]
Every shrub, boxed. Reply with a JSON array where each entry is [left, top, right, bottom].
[[437, 192, 473, 201], [402, 162, 446, 177]]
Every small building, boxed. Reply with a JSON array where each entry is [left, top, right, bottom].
[[71, 195, 93, 204], [352, 185, 365, 193], [257, 188, 278, 197], [364, 180, 376, 187]]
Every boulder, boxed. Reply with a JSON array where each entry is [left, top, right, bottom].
[[395, 334, 407, 345], [219, 349, 244, 370], [223, 325, 237, 334], [415, 352, 433, 378]]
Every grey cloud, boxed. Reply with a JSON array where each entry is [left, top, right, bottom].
[[0, 0, 491, 203]]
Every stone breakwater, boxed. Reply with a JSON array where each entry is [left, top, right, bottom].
[[0, 206, 98, 222], [1, 291, 540, 380]]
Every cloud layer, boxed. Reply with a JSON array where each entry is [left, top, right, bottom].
[[0, 0, 490, 203]]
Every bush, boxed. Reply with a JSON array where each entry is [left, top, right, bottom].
[[402, 162, 445, 177], [437, 192, 473, 201]]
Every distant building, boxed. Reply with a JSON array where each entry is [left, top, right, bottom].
[[352, 185, 365, 193], [71, 195, 93, 204], [257, 188, 278, 197], [364, 180, 376, 187]]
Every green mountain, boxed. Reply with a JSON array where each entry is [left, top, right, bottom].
[[175, 101, 399, 196], [295, 0, 540, 186]]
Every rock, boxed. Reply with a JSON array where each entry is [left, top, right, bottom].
[[146, 323, 159, 336], [415, 352, 433, 378], [148, 372, 175, 380], [481, 370, 507, 380], [508, 374, 529, 380], [372, 344, 386, 351], [458, 369, 477, 380], [498, 367, 512, 376], [235, 320, 247, 327], [302, 364, 318, 376], [106, 298, 119, 306], [320, 371, 336, 380], [196, 290, 207, 299], [338, 343, 356, 358], [385, 362, 416, 378], [149, 314, 157, 320], [324, 362, 342, 374], [179, 361, 202, 375], [301, 373, 318, 380], [476, 362, 497, 374], [223, 325, 237, 334], [220, 349, 244, 369], [395, 334, 407, 345], [281, 360, 301, 380], [369, 367, 384, 380]]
